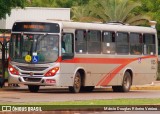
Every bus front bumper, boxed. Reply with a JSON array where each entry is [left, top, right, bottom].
[[8, 75, 58, 86]]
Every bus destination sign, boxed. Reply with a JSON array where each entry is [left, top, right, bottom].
[[23, 25, 45, 30], [12, 22, 60, 33]]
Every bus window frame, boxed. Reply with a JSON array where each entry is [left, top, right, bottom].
[[130, 32, 143, 55], [102, 31, 116, 54], [116, 32, 129, 55], [75, 29, 87, 54], [62, 33, 74, 60], [87, 30, 101, 54], [143, 33, 156, 55]]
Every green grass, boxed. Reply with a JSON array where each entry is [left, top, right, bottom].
[[1, 98, 160, 105], [1, 98, 160, 110]]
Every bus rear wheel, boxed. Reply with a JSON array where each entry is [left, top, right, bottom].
[[112, 72, 131, 92], [69, 72, 81, 93], [28, 85, 40, 93]]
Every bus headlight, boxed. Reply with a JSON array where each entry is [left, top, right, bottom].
[[8, 64, 19, 75], [44, 67, 59, 77]]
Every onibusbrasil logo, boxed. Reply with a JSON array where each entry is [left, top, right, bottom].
[[1, 106, 42, 112]]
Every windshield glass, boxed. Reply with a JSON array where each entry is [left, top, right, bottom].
[[10, 34, 59, 63]]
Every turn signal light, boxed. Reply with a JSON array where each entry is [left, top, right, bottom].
[[8, 64, 19, 75], [44, 67, 59, 77], [46, 79, 56, 84]]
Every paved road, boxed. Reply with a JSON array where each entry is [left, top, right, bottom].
[[0, 86, 160, 103], [0, 87, 160, 114]]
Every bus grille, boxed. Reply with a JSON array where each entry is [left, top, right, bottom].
[[17, 66, 48, 71], [23, 77, 42, 82], [21, 72, 44, 76]]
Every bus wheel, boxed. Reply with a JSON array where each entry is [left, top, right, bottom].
[[28, 85, 40, 93], [112, 72, 131, 92], [81, 86, 95, 92], [69, 72, 81, 93]]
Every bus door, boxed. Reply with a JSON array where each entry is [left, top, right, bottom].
[[60, 32, 75, 86]]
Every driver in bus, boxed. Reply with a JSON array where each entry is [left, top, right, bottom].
[[53, 40, 65, 53]]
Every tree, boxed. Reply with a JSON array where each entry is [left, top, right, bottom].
[[71, 0, 151, 25], [0, 0, 26, 19], [92, 0, 150, 25], [136, 0, 160, 31], [26, 0, 90, 8], [71, 2, 103, 22], [25, 0, 56, 7], [71, 5, 103, 22], [54, 0, 89, 8]]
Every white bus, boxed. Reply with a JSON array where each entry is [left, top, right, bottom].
[[8, 20, 158, 93]]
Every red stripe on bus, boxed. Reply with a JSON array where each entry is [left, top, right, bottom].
[[60, 55, 156, 64], [61, 57, 135, 64], [98, 64, 128, 86], [96, 58, 136, 86], [96, 55, 157, 86], [96, 67, 119, 86]]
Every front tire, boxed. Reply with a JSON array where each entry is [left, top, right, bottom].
[[69, 72, 81, 93], [28, 85, 40, 93], [112, 72, 132, 92]]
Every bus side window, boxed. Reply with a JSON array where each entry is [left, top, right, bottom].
[[87, 30, 101, 54], [102, 31, 115, 54], [143, 34, 155, 55], [116, 32, 129, 54], [75, 30, 87, 53], [62, 33, 74, 60], [130, 33, 142, 55]]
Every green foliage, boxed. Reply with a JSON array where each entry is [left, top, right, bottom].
[[137, 0, 160, 31], [25, 0, 160, 27], [71, 0, 150, 25], [71, 5, 103, 22], [54, 0, 89, 8], [0, 0, 26, 19], [54, 0, 75, 8], [26, 0, 90, 8], [25, 0, 56, 7], [6, 0, 160, 31]]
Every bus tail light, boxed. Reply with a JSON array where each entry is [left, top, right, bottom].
[[8, 64, 19, 75], [44, 67, 59, 77]]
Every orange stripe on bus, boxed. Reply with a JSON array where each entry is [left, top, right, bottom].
[[96, 67, 118, 86], [98, 64, 128, 86], [96, 55, 157, 86], [60, 55, 156, 64], [61, 57, 135, 64]]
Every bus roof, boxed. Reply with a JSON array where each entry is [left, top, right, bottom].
[[61, 21, 157, 34], [13, 20, 157, 34]]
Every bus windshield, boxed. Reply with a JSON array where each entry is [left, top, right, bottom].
[[10, 34, 59, 63]]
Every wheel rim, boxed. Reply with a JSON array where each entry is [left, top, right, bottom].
[[124, 76, 130, 89]]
